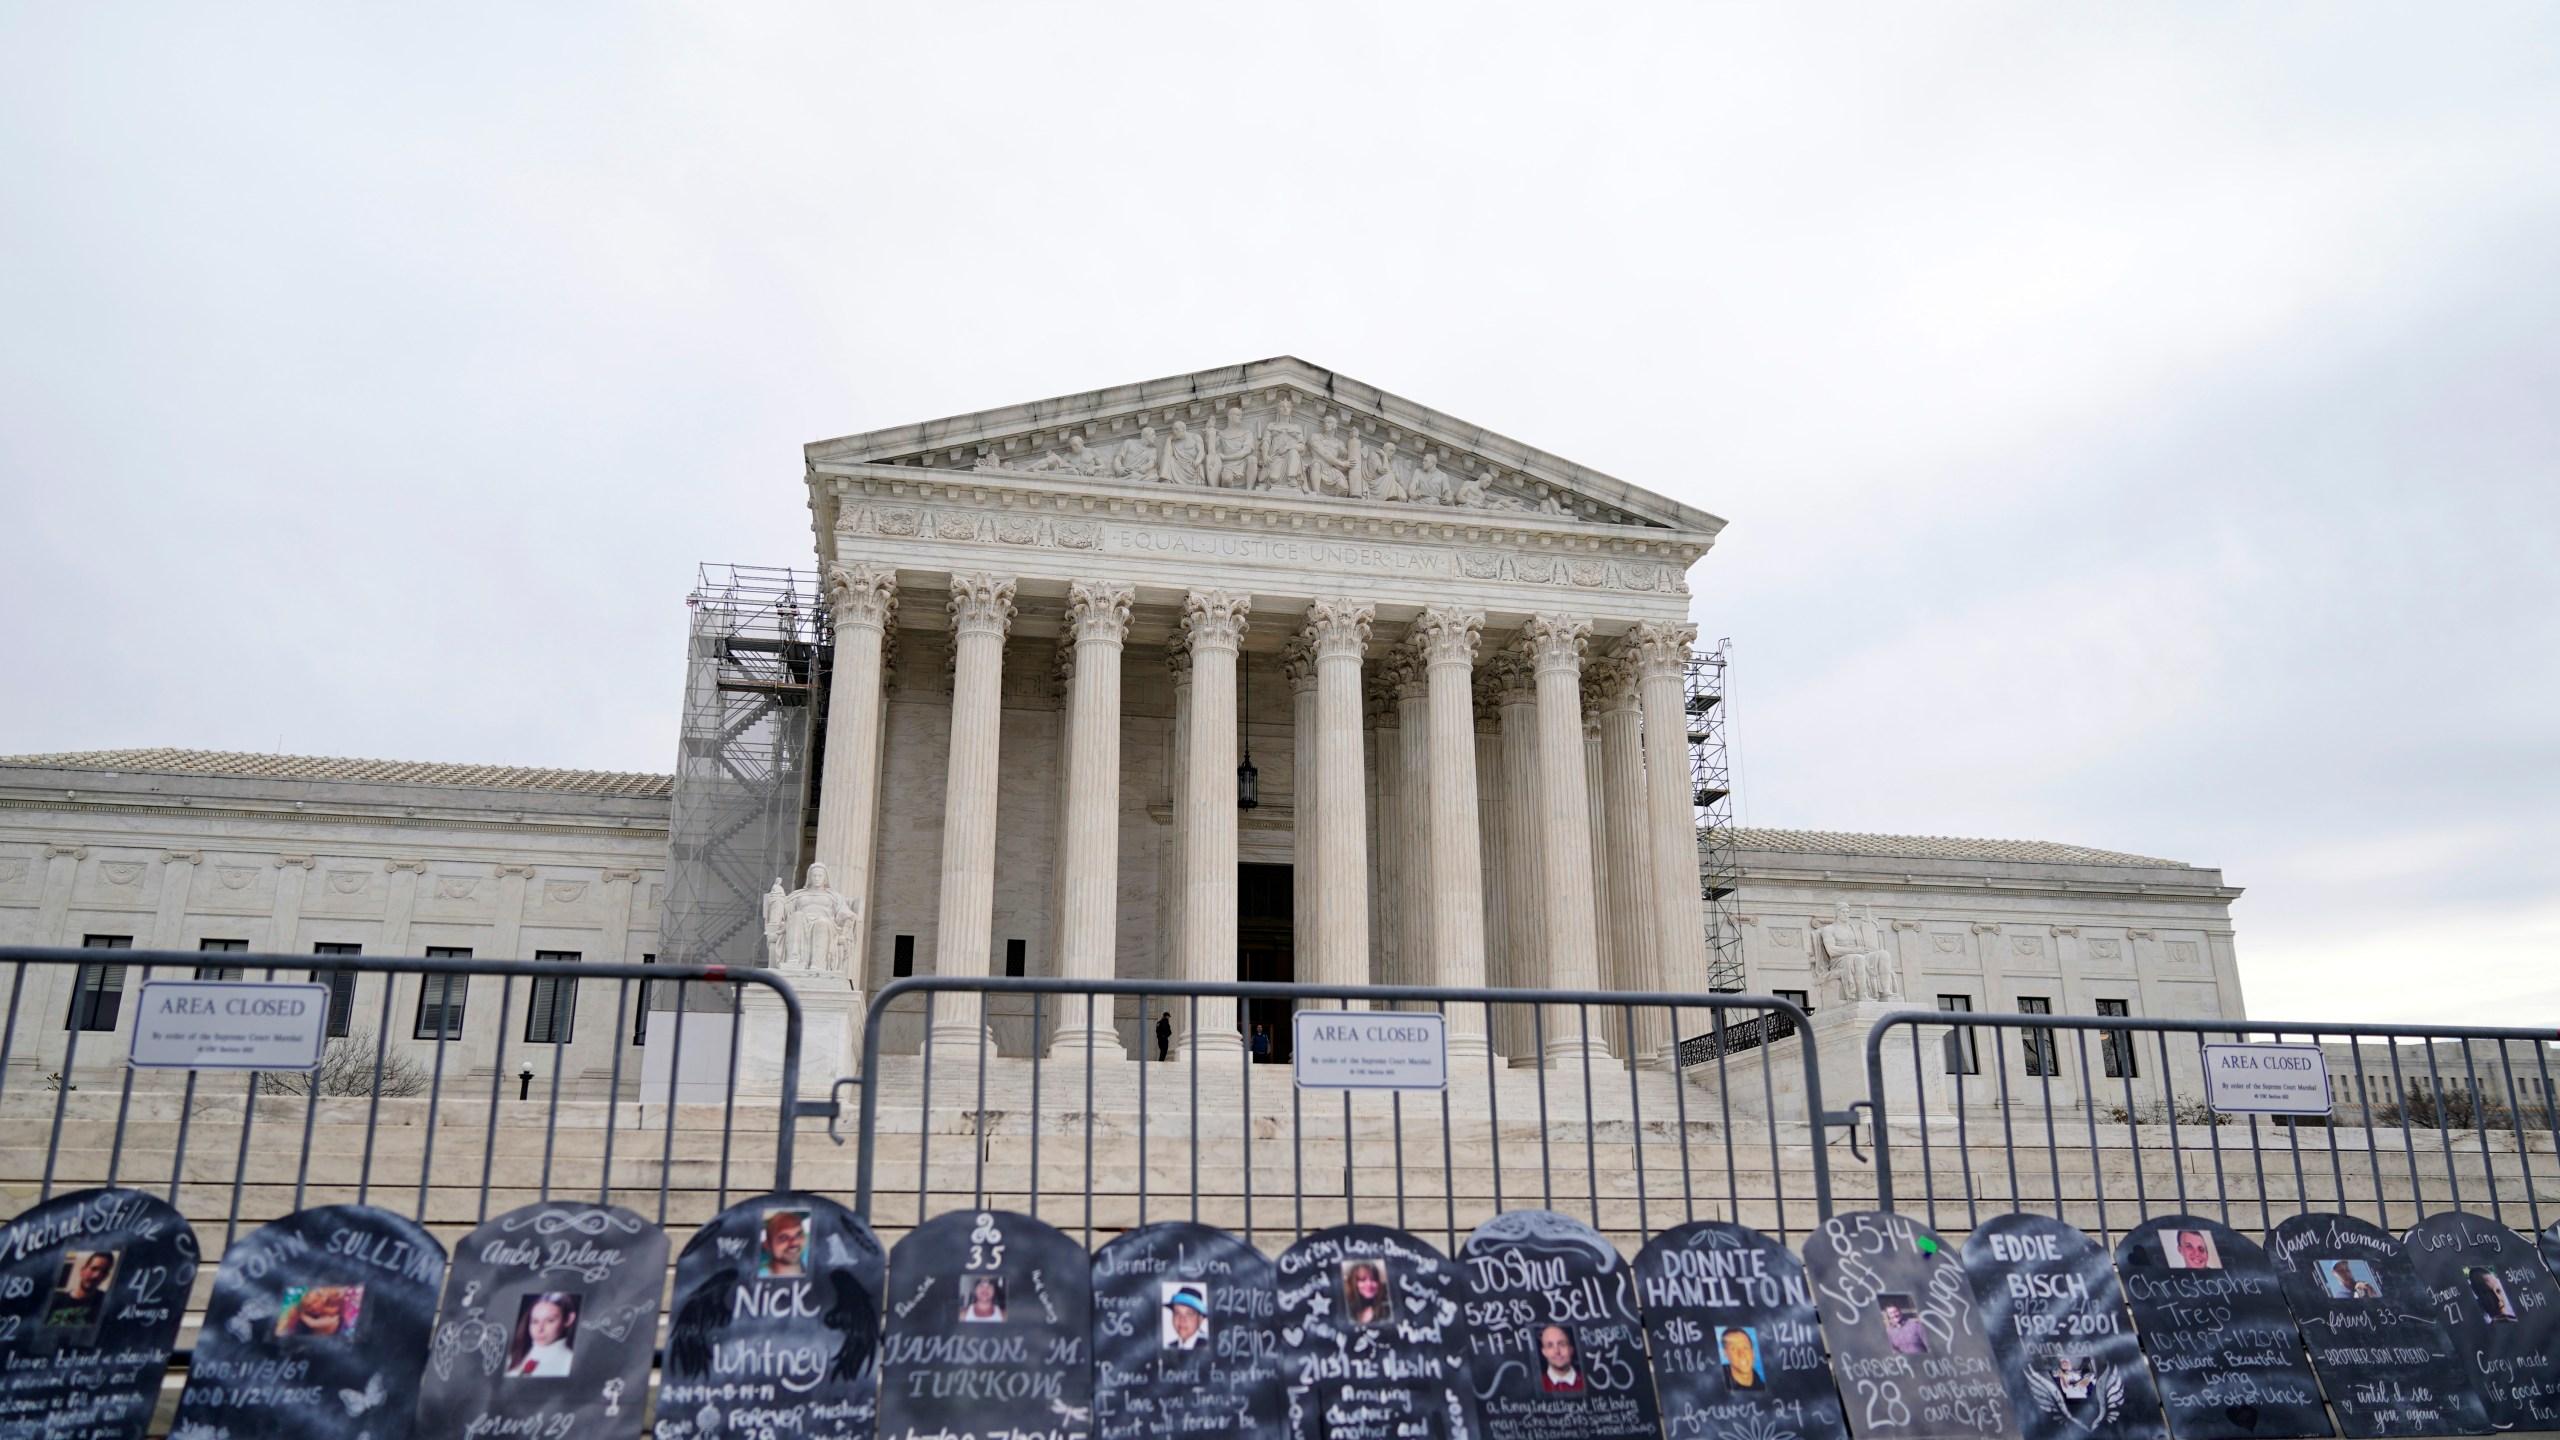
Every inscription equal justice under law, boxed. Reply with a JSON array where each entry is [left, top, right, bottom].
[[1108, 528, 1455, 575]]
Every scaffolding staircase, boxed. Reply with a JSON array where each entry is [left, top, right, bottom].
[[1684, 639, 1744, 993]]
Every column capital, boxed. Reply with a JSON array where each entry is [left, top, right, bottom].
[[1518, 613, 1591, 676], [1165, 633, 1193, 683], [1065, 580, 1135, 645], [1484, 653, 1538, 708], [1472, 666, 1506, 732], [826, 563, 899, 631], [1410, 605, 1485, 669], [1301, 597, 1375, 661], [1049, 642, 1076, 701], [1181, 589, 1252, 654], [1280, 637, 1320, 695], [1386, 645, 1430, 702], [1622, 620, 1700, 679], [947, 572, 1017, 638], [1588, 652, 1644, 714]]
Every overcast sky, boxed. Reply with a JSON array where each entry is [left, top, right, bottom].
[[4, 4, 2554, 1024]]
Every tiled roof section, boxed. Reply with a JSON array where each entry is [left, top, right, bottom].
[[0, 749, 674, 800], [1726, 827, 2189, 869]]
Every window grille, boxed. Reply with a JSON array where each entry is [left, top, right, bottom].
[[525, 951, 580, 1044], [310, 943, 361, 1037], [65, 936, 131, 1032], [415, 948, 470, 1039]]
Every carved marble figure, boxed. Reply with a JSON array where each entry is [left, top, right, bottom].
[[762, 863, 862, 977], [1207, 405, 1258, 489], [1113, 425, 1161, 480], [1809, 901, 1901, 1004], [1408, 451, 1453, 505], [1362, 440, 1407, 500], [1159, 419, 1207, 486], [1259, 397, 1310, 492], [1028, 434, 1104, 476], [1310, 414, 1360, 496]]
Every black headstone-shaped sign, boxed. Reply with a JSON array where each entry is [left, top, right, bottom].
[[1633, 1219, 1849, 1440], [0, 1186, 198, 1440], [2404, 1211, 2560, 1431], [1959, 1214, 2165, 1440], [1091, 1221, 1283, 1440], [2266, 1213, 2489, 1438], [1456, 1210, 1659, 1440], [659, 1192, 887, 1440], [171, 1204, 447, 1440], [2113, 1215, 2330, 1440], [414, 1201, 669, 1440], [1802, 1210, 2016, 1440], [1272, 1223, 1478, 1440], [879, 1209, 1092, 1440]]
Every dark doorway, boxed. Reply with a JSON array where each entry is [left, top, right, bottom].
[[1238, 863, 1294, 1062]]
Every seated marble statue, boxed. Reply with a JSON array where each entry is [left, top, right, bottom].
[[1808, 901, 1901, 1005], [761, 863, 861, 976]]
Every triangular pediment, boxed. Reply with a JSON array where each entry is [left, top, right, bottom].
[[803, 356, 1724, 538]]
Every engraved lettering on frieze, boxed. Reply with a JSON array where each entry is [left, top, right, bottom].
[[1106, 528, 1454, 575]]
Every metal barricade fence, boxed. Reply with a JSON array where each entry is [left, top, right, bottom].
[[1864, 1008, 2560, 1248], [0, 945, 810, 1256], [849, 976, 1834, 1256]]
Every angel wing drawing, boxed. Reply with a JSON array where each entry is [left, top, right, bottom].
[[667, 1271, 738, 1378], [822, 1268, 878, 1383]]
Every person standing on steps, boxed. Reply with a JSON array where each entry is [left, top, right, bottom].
[[1156, 1011, 1173, 1060]]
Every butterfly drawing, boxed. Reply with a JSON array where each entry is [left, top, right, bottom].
[[224, 1295, 279, 1344], [339, 1372, 386, 1416]]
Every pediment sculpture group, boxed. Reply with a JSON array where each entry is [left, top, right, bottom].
[[970, 395, 1570, 514]]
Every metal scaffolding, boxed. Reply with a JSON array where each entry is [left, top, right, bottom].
[[659, 564, 829, 982], [1685, 639, 1745, 992]]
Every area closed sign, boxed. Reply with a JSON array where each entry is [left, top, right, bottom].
[[2201, 1042, 2330, 1115], [129, 980, 330, 1071], [1293, 1010, 1447, 1090]]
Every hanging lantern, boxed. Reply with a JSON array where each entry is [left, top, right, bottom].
[[1237, 650, 1260, 809]]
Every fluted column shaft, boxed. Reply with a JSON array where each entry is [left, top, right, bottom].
[[1162, 637, 1191, 1038], [1582, 697, 1614, 1016], [1178, 590, 1250, 1056], [816, 564, 897, 967], [1416, 607, 1490, 1055], [1523, 613, 1607, 1063], [1050, 582, 1134, 1060], [1596, 658, 1660, 1060], [1494, 662, 1545, 1064], [1303, 600, 1375, 1002], [1629, 622, 1709, 1064], [1284, 642, 1320, 999], [1392, 658, 1433, 998], [930, 573, 1015, 1048]]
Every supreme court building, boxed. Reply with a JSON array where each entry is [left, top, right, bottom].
[[0, 359, 2248, 1094]]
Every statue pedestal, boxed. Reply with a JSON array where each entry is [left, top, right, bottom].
[[738, 970, 865, 1098], [1729, 1000, 1937, 1124]]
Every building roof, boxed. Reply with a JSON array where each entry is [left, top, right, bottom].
[[0, 748, 674, 800], [1726, 826, 2189, 869]]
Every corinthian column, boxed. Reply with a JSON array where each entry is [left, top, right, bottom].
[[1582, 671, 1616, 1024], [1049, 581, 1134, 1060], [1162, 634, 1191, 1028], [1492, 656, 1545, 1063], [1595, 653, 1660, 1061], [1414, 605, 1491, 1057], [817, 563, 897, 964], [1628, 621, 1708, 1065], [1301, 599, 1375, 1001], [1177, 589, 1250, 1057], [1521, 613, 1608, 1065], [1391, 650, 1433, 996], [1283, 639, 1320, 985], [930, 572, 1015, 1050]]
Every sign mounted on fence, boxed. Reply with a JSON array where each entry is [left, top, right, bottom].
[[1292, 1010, 1446, 1090], [2198, 1043, 2330, 1115], [127, 979, 331, 1071]]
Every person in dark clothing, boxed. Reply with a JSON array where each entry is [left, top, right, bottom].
[[1156, 1012, 1173, 1060]]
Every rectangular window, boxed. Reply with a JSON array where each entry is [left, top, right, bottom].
[[2018, 996, 2059, 1077], [1004, 938, 1027, 978], [525, 951, 579, 1045], [2096, 998, 2138, 1078], [415, 948, 471, 1040], [1939, 994, 1978, 1075], [631, 954, 655, 1046], [310, 943, 361, 1038], [1774, 988, 1810, 1014], [892, 935, 915, 979], [66, 936, 131, 1032], [196, 937, 248, 982]]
